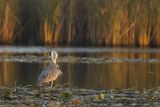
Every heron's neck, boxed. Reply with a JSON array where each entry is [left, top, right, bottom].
[[52, 58, 57, 64]]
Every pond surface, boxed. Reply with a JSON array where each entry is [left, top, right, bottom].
[[0, 46, 160, 90]]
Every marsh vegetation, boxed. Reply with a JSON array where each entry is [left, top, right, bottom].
[[0, 0, 160, 46], [0, 86, 160, 106]]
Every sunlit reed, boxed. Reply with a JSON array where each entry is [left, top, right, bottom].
[[0, 0, 19, 44], [0, 0, 160, 47]]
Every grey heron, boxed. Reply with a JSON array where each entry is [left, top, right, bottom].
[[37, 51, 62, 87]]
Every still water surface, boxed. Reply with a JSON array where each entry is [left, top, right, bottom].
[[0, 46, 160, 90]]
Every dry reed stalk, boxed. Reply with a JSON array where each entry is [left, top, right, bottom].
[[0, 0, 19, 43], [44, 21, 53, 45]]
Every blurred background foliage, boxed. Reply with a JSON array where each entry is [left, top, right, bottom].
[[0, 0, 160, 47]]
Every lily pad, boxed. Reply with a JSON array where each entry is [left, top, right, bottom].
[[59, 91, 72, 101]]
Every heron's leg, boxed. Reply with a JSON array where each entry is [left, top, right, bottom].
[[51, 81, 53, 87], [50, 81, 56, 87]]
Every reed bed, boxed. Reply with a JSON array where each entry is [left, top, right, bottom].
[[0, 0, 19, 44], [0, 0, 160, 47]]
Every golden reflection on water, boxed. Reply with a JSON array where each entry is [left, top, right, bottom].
[[0, 62, 19, 86], [60, 62, 160, 90], [0, 51, 160, 90]]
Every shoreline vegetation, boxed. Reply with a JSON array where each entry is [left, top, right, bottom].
[[0, 0, 160, 47], [0, 86, 160, 106]]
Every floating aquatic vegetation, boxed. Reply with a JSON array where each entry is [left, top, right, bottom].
[[59, 91, 72, 101], [0, 47, 160, 64], [94, 93, 105, 101], [2, 90, 12, 100], [0, 54, 160, 64], [0, 86, 160, 106]]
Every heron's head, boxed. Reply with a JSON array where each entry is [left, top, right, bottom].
[[51, 51, 58, 63]]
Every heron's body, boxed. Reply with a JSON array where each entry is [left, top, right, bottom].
[[37, 51, 62, 86]]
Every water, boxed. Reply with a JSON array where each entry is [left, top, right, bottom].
[[0, 46, 160, 90]]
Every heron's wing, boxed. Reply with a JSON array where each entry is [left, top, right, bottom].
[[56, 65, 63, 76], [37, 64, 62, 84]]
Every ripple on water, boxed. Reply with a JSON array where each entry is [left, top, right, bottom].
[[0, 46, 159, 64], [0, 55, 159, 63]]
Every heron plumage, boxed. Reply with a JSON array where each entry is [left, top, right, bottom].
[[37, 51, 62, 86]]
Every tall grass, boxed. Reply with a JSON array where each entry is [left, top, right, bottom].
[[39, 0, 64, 45], [0, 0, 160, 47], [0, 0, 19, 44]]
